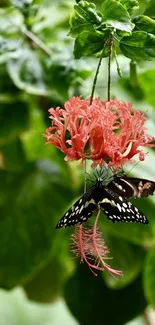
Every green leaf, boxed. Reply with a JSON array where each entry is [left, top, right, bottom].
[[11, 0, 33, 11], [133, 15, 155, 35], [0, 8, 23, 35], [119, 0, 139, 15], [69, 1, 102, 37], [44, 52, 92, 101], [101, 0, 132, 33], [0, 36, 22, 64], [24, 257, 74, 303], [64, 265, 146, 325], [120, 31, 155, 60], [144, 0, 155, 19], [1, 137, 28, 172], [7, 49, 47, 96], [139, 69, 155, 106], [74, 29, 110, 58], [103, 236, 145, 289], [143, 248, 155, 306], [0, 163, 75, 289], [0, 101, 29, 144]]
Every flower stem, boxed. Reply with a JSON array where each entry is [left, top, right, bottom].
[[90, 51, 104, 105], [113, 46, 122, 78], [107, 37, 113, 101]]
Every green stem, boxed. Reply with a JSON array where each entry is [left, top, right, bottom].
[[107, 38, 113, 101], [114, 46, 122, 78], [90, 50, 104, 105]]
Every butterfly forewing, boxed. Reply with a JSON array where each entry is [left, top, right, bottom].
[[56, 185, 98, 228], [99, 187, 149, 224]]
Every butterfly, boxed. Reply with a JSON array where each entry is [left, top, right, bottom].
[[56, 174, 155, 228]]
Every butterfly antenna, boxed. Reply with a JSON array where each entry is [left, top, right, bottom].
[[85, 172, 91, 177], [87, 178, 94, 183], [93, 171, 97, 180], [94, 166, 101, 179], [96, 168, 100, 178], [100, 167, 105, 178], [119, 166, 125, 176]]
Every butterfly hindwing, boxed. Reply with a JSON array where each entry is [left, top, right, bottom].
[[56, 185, 98, 228], [99, 186, 149, 224]]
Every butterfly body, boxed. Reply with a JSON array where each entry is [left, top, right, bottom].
[[56, 175, 155, 228], [56, 178, 107, 228]]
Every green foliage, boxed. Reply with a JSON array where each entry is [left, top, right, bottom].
[[70, 0, 155, 60], [144, 0, 155, 19], [0, 0, 155, 324], [74, 29, 110, 58], [69, 1, 102, 37], [143, 248, 155, 307], [103, 237, 145, 289], [101, 0, 132, 32], [133, 15, 155, 34], [120, 31, 155, 60], [119, 0, 139, 15]]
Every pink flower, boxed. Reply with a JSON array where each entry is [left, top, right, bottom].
[[70, 211, 123, 278], [43, 97, 154, 169]]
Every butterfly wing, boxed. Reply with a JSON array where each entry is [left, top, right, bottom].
[[56, 185, 98, 228], [109, 175, 155, 199], [120, 177, 155, 198], [56, 175, 152, 228], [99, 187, 149, 224]]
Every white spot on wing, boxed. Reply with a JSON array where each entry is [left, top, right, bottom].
[[79, 205, 84, 213], [117, 203, 122, 212], [101, 198, 112, 204]]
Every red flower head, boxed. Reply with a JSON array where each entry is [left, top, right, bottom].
[[43, 97, 154, 170]]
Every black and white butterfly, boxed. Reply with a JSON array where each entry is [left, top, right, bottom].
[[56, 174, 155, 228]]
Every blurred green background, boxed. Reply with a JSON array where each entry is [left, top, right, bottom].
[[0, 0, 155, 324]]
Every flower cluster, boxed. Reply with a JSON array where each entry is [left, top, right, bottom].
[[43, 97, 154, 169]]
